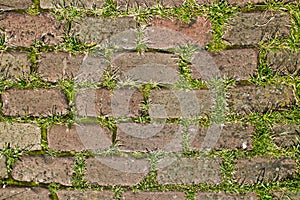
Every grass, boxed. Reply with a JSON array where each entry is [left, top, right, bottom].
[[0, 0, 299, 199]]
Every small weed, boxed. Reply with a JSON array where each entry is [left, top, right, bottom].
[[0, 143, 24, 173]]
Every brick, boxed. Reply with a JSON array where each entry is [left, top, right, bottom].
[[76, 88, 143, 117], [270, 123, 300, 148], [71, 17, 136, 47], [227, 85, 295, 115], [111, 52, 180, 84], [38, 52, 107, 83], [195, 192, 259, 200], [233, 157, 297, 184], [223, 12, 291, 46], [0, 51, 31, 80], [266, 49, 300, 76], [0, 13, 64, 46], [191, 49, 258, 81], [0, 122, 41, 150], [0, 156, 7, 179], [117, 0, 184, 9], [157, 157, 222, 184], [0, 0, 32, 10], [227, 0, 265, 6], [12, 155, 75, 186], [123, 191, 186, 200], [117, 123, 183, 152], [1, 88, 69, 117], [85, 156, 149, 186], [191, 122, 255, 150], [272, 191, 300, 200], [0, 187, 51, 200], [56, 190, 115, 200], [145, 17, 212, 49], [40, 0, 105, 9], [149, 89, 212, 118], [48, 124, 112, 152]]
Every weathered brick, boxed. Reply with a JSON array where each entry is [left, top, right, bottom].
[[76, 88, 143, 117], [40, 0, 105, 9], [0, 0, 33, 10], [117, 0, 184, 9], [190, 122, 255, 150], [1, 88, 69, 117], [12, 155, 75, 186], [0, 155, 7, 179], [38, 52, 107, 83], [195, 192, 259, 200], [123, 191, 186, 200], [0, 122, 41, 150], [149, 89, 212, 118], [85, 156, 149, 186], [191, 48, 258, 81], [0, 13, 64, 46], [227, 0, 265, 6], [270, 123, 300, 148], [37, 52, 83, 82], [266, 49, 300, 76], [71, 17, 136, 47], [48, 124, 112, 152], [111, 52, 180, 84], [272, 191, 300, 200], [117, 123, 183, 152], [233, 157, 297, 184], [157, 157, 222, 184], [56, 190, 115, 200], [0, 187, 51, 200], [145, 17, 212, 49], [223, 12, 291, 46], [227, 85, 295, 115], [0, 51, 31, 80]]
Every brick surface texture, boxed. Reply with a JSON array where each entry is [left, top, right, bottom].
[[12, 155, 75, 186], [0, 122, 41, 150], [0, 0, 299, 197], [0, 0, 33, 10], [1, 88, 69, 117], [0, 13, 64, 46]]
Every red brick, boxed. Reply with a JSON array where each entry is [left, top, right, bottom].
[[123, 191, 186, 200], [0, 156, 7, 179], [233, 157, 297, 184], [111, 52, 180, 84], [12, 155, 75, 186], [1, 88, 69, 117], [117, 0, 184, 9], [85, 156, 149, 186], [270, 123, 300, 148], [56, 190, 115, 200], [117, 123, 183, 152], [0, 187, 51, 200], [70, 17, 136, 46], [0, 13, 65, 46], [76, 88, 144, 117], [157, 157, 222, 184], [196, 192, 259, 200], [0, 122, 41, 150], [149, 89, 212, 118], [191, 48, 258, 81], [0, 51, 31, 80], [0, 0, 33, 10], [190, 122, 255, 150], [40, 0, 105, 9], [223, 12, 291, 46], [48, 124, 112, 152], [227, 85, 295, 115], [145, 17, 212, 49]]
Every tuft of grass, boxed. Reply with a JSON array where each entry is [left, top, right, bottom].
[[0, 143, 24, 173]]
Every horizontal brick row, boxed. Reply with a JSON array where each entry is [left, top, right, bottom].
[[0, 187, 51, 200], [270, 123, 300, 148], [0, 0, 33, 10]]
